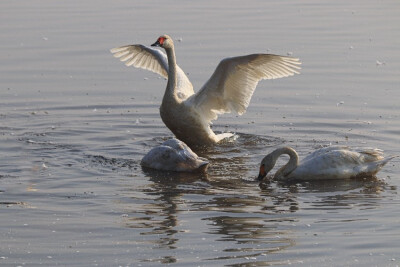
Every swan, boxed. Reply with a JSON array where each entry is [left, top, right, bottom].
[[111, 35, 301, 147], [257, 146, 396, 181], [141, 138, 209, 172]]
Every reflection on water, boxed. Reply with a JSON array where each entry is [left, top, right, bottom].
[[123, 170, 207, 264], [123, 174, 297, 265], [261, 176, 394, 210], [203, 214, 295, 265], [262, 176, 391, 194], [118, 147, 396, 265]]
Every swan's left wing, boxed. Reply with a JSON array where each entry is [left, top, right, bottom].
[[188, 54, 301, 123]]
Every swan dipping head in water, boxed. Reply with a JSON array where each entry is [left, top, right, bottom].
[[257, 146, 396, 182], [141, 138, 209, 173]]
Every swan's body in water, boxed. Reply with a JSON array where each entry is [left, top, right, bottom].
[[111, 35, 301, 147], [141, 138, 209, 172], [257, 146, 396, 181]]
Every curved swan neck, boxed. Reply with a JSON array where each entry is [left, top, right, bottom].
[[164, 45, 178, 102], [271, 147, 299, 178]]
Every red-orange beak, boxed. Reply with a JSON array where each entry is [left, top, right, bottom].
[[257, 164, 266, 181]]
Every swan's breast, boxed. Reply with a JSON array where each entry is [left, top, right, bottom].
[[159, 102, 217, 146]]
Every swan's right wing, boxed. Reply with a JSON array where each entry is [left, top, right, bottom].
[[110, 44, 169, 78]]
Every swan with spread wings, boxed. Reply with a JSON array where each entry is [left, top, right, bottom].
[[111, 35, 301, 147]]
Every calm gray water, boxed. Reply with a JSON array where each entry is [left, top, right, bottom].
[[1, 0, 399, 266]]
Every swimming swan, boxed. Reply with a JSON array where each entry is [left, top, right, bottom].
[[141, 138, 209, 172], [111, 35, 301, 147], [257, 146, 396, 181]]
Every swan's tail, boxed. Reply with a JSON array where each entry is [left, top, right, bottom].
[[370, 155, 398, 175], [380, 155, 398, 167]]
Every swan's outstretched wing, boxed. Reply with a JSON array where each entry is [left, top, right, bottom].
[[110, 44, 169, 77], [189, 54, 301, 122], [110, 44, 194, 99]]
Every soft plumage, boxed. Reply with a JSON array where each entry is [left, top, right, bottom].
[[257, 146, 396, 181], [111, 35, 301, 147], [141, 138, 209, 172]]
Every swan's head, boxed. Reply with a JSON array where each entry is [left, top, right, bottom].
[[257, 154, 276, 181], [151, 35, 174, 49]]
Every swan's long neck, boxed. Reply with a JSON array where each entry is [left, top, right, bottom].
[[271, 147, 299, 178], [164, 45, 179, 102]]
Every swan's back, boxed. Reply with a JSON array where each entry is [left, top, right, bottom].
[[288, 147, 394, 180]]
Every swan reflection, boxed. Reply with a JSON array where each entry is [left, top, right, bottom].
[[260, 176, 395, 211], [124, 170, 297, 265]]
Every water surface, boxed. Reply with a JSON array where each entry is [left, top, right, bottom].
[[1, 0, 399, 266]]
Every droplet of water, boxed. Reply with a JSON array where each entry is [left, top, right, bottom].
[[376, 60, 385, 66]]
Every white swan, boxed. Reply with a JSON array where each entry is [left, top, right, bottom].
[[141, 138, 209, 172], [111, 35, 301, 147], [257, 146, 396, 181]]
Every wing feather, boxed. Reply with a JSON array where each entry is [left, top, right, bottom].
[[110, 44, 194, 99], [188, 54, 301, 122], [110, 44, 169, 78]]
